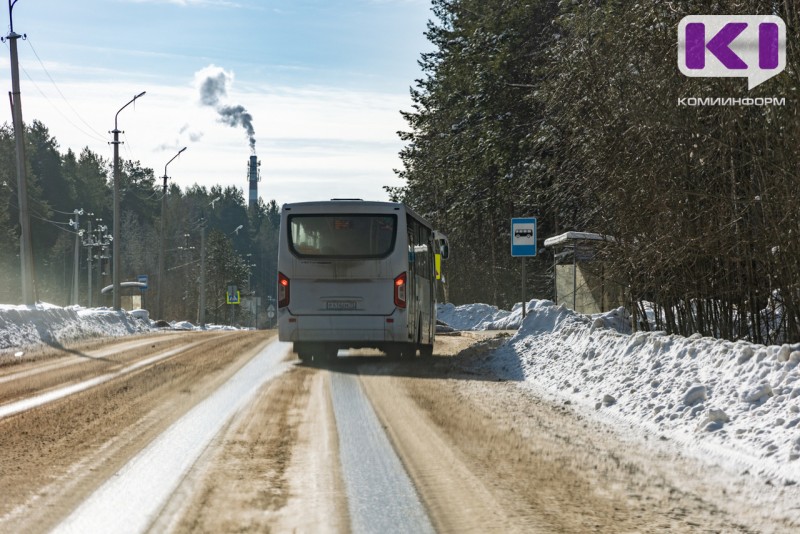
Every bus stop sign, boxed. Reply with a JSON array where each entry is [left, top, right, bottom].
[[511, 218, 537, 257]]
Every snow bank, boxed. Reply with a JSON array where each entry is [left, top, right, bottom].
[[0, 303, 154, 352], [436, 302, 511, 331], [170, 320, 241, 331], [487, 299, 800, 484], [437, 300, 631, 332]]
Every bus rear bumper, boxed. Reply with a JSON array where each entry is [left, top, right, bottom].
[[278, 312, 406, 343]]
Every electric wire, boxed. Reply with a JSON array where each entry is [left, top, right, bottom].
[[7, 193, 92, 237], [25, 38, 108, 141], [2, 40, 108, 145]]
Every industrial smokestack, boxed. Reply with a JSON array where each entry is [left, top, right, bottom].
[[248, 155, 261, 209]]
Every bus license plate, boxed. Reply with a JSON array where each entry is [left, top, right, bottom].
[[326, 300, 357, 311]]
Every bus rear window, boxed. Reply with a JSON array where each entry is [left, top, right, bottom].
[[288, 214, 397, 258]]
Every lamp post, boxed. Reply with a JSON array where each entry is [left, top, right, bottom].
[[111, 91, 146, 311], [198, 196, 220, 328], [246, 253, 257, 328], [157, 146, 187, 319]]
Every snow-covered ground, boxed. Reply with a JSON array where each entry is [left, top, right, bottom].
[[0, 303, 154, 354], [4, 300, 800, 493], [440, 299, 800, 489], [0, 304, 239, 355]]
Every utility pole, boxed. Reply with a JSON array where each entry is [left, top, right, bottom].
[[98, 233, 109, 306], [69, 208, 83, 305], [198, 217, 207, 328], [157, 146, 186, 319], [4, 0, 35, 305], [111, 91, 146, 310], [86, 219, 93, 307], [82, 215, 98, 307], [246, 253, 256, 328], [94, 220, 108, 306]]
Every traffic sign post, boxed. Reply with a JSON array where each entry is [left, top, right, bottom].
[[511, 218, 537, 320], [137, 275, 149, 310], [226, 285, 240, 326], [511, 218, 537, 257]]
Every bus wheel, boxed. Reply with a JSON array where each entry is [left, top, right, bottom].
[[295, 343, 312, 364], [387, 343, 413, 360], [400, 343, 416, 359], [323, 347, 338, 363]]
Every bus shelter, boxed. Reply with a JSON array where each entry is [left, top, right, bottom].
[[543, 232, 624, 314]]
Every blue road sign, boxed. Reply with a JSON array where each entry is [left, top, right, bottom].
[[511, 218, 537, 257], [138, 274, 149, 290]]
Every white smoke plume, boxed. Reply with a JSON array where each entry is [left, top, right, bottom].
[[194, 65, 256, 153]]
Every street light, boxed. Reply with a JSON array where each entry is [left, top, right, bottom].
[[111, 91, 146, 311], [198, 196, 221, 328], [157, 146, 187, 319]]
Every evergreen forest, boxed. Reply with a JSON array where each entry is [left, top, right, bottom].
[[392, 0, 800, 343], [1, 120, 279, 325]]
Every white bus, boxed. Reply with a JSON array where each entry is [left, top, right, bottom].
[[277, 200, 448, 363]]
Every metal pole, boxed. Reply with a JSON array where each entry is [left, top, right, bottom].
[[573, 244, 578, 311], [112, 91, 146, 311], [158, 180, 165, 317], [72, 209, 81, 304], [157, 147, 186, 319], [86, 219, 93, 307], [198, 217, 207, 328], [521, 258, 526, 320], [96, 224, 106, 307], [6, 11, 35, 304]]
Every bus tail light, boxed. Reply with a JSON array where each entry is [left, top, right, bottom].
[[394, 272, 407, 308], [278, 272, 290, 308]]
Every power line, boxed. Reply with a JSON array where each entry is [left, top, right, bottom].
[[30, 211, 81, 235], [25, 38, 108, 141], [3, 40, 107, 145]]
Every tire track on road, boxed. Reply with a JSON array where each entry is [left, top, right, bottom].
[[329, 370, 435, 534], [0, 336, 216, 420], [52, 340, 293, 534]]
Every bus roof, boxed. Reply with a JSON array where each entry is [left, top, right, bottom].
[[281, 200, 432, 228]]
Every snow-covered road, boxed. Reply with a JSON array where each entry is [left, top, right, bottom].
[[53, 340, 293, 533]]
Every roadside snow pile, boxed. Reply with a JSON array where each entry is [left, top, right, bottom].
[[488, 299, 800, 485], [0, 303, 154, 352], [170, 320, 241, 331], [438, 300, 632, 332], [436, 303, 511, 331]]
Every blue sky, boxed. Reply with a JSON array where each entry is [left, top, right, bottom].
[[0, 0, 433, 206]]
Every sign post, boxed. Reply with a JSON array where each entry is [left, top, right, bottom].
[[138, 274, 148, 310], [226, 285, 240, 326], [511, 218, 537, 319]]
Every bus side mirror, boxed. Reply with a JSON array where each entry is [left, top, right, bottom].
[[432, 231, 449, 260]]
